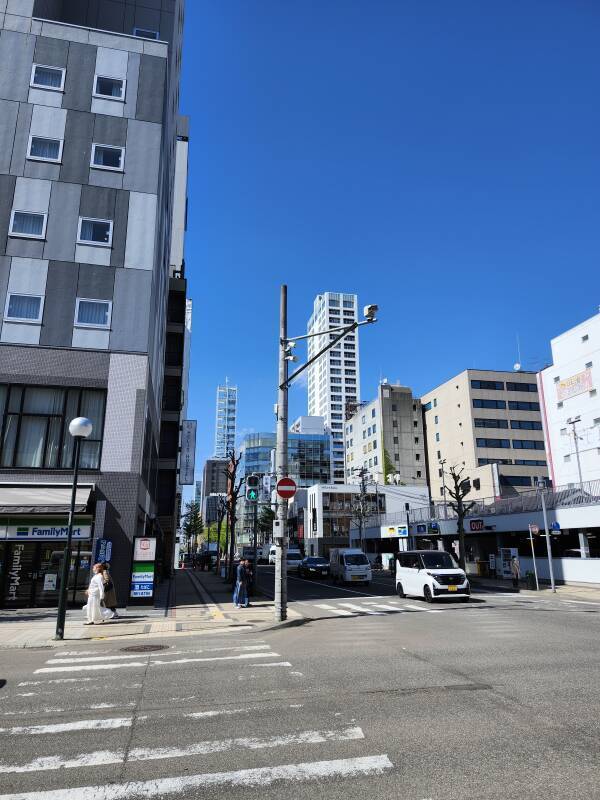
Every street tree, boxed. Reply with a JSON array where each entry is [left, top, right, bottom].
[[223, 450, 245, 582], [350, 469, 378, 550], [446, 465, 475, 570], [258, 505, 276, 539], [182, 501, 203, 553]]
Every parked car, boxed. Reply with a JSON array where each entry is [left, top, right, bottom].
[[329, 548, 371, 585], [268, 545, 277, 565], [286, 549, 303, 572], [395, 550, 469, 602], [298, 556, 330, 579]]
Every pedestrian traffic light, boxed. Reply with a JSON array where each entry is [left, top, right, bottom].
[[246, 474, 260, 503]]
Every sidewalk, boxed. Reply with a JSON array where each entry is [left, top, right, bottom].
[[470, 575, 600, 599], [0, 568, 301, 649]]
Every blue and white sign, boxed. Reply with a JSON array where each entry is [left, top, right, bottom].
[[4, 523, 91, 541], [416, 523, 427, 534], [94, 539, 112, 563], [381, 524, 408, 539], [551, 521, 561, 532]]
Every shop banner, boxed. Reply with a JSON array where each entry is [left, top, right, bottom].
[[130, 562, 155, 599], [380, 524, 408, 539], [179, 420, 197, 485], [2, 523, 91, 541], [556, 369, 593, 401], [133, 537, 156, 561]]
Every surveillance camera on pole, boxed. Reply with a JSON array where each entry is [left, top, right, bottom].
[[363, 304, 378, 321]]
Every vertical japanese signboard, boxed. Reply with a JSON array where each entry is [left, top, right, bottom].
[[179, 420, 197, 485], [130, 537, 157, 601]]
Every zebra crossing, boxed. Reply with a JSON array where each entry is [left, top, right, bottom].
[[312, 596, 453, 618], [0, 633, 395, 799]]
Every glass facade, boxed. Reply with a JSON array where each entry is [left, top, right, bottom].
[[214, 382, 237, 458], [239, 432, 332, 488], [0, 384, 106, 470]]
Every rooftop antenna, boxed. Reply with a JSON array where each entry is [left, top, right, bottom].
[[513, 334, 522, 372]]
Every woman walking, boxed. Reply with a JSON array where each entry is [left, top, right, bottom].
[[101, 562, 119, 618], [84, 563, 114, 625]]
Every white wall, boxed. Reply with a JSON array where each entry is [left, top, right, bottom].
[[540, 313, 600, 486], [520, 556, 600, 585]]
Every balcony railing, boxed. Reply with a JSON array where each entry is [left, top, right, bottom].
[[378, 479, 600, 527]]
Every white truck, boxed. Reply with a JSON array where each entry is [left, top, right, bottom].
[[329, 548, 372, 585]]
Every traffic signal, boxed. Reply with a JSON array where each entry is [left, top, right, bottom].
[[245, 474, 260, 503]]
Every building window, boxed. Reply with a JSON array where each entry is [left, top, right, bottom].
[[394, 454, 399, 461], [367, 426, 371, 436], [512, 439, 545, 450], [4, 293, 43, 323], [557, 402, 563, 408], [506, 381, 538, 393], [500, 475, 533, 487], [476, 438, 511, 448], [30, 64, 65, 91], [9, 210, 47, 240], [77, 217, 113, 247], [373, 456, 378, 466], [478, 458, 513, 466], [133, 27, 160, 39], [508, 401, 540, 411], [582, 334, 589, 342], [414, 437, 419, 443], [93, 75, 126, 101], [74, 298, 112, 329], [371, 408, 376, 417], [435, 432, 440, 442], [475, 418, 509, 429], [514, 459, 546, 466], [91, 144, 125, 172], [471, 380, 504, 390], [0, 384, 106, 470], [433, 398, 437, 407], [393, 437, 398, 444], [415, 453, 420, 461], [27, 135, 63, 163], [416, 470, 421, 478], [510, 420, 543, 430], [585, 362, 593, 369], [434, 415, 438, 424], [372, 423, 376, 433], [473, 399, 507, 410]]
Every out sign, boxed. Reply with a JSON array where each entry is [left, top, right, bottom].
[[469, 519, 484, 532]]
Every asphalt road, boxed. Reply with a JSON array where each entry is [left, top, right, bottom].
[[1, 582, 599, 799]]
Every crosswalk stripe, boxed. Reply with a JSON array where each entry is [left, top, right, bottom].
[[0, 717, 133, 736], [404, 604, 443, 613], [315, 604, 353, 616], [35, 651, 280, 674], [47, 644, 271, 665], [3, 754, 394, 798], [370, 604, 404, 612], [0, 726, 365, 775], [339, 603, 383, 615]]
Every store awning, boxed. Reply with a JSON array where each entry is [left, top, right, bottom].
[[0, 484, 95, 515]]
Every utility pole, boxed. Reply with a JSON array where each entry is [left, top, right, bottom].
[[439, 458, 448, 520], [274, 288, 379, 622], [566, 416, 584, 491], [538, 480, 556, 592], [274, 285, 289, 622]]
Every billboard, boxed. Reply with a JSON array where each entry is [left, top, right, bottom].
[[556, 369, 593, 401], [380, 524, 408, 539], [179, 419, 197, 485]]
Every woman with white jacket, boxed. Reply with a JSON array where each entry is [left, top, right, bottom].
[[84, 563, 114, 624]]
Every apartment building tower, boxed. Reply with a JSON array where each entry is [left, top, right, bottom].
[[307, 292, 360, 482], [213, 380, 237, 458], [421, 369, 549, 502], [0, 0, 186, 607], [345, 383, 427, 487]]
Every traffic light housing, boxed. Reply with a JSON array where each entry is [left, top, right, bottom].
[[245, 474, 260, 503]]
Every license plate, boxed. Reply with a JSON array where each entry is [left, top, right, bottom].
[[448, 585, 457, 592], [351, 575, 362, 581]]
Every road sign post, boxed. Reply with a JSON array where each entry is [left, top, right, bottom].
[[527, 523, 540, 591], [538, 482, 556, 593], [276, 477, 297, 501]]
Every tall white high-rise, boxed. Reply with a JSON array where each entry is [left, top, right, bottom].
[[214, 380, 238, 457], [307, 292, 361, 482]]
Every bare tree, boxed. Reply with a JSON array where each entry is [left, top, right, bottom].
[[446, 465, 475, 570], [222, 450, 245, 582], [215, 495, 227, 574], [350, 469, 378, 550]]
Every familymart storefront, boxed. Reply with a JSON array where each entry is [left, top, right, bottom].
[[0, 483, 94, 608]]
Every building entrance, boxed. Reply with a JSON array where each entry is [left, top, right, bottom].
[[0, 540, 92, 609]]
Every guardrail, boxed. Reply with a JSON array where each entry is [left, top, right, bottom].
[[378, 479, 600, 527]]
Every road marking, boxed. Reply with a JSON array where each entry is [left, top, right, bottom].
[[46, 644, 271, 665], [562, 599, 600, 606], [0, 726, 365, 775], [2, 754, 393, 797], [315, 604, 353, 616], [0, 717, 133, 736], [339, 603, 383, 615], [35, 651, 280, 674], [370, 603, 405, 612], [250, 661, 292, 668], [18, 678, 97, 687], [404, 604, 443, 613], [185, 707, 260, 719]]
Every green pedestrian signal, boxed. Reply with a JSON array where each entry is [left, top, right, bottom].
[[246, 474, 260, 503]]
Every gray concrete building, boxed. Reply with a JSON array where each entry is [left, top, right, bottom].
[[0, 0, 186, 608], [200, 458, 228, 523], [345, 383, 427, 487]]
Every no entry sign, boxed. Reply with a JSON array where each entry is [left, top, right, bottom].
[[276, 477, 297, 500]]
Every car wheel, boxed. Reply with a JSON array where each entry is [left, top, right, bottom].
[[364, 581, 370, 587], [423, 585, 434, 603], [396, 582, 405, 598], [461, 596, 470, 603]]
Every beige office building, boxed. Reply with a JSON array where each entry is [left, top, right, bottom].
[[345, 383, 427, 487], [421, 370, 549, 501]]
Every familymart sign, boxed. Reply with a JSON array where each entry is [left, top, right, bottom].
[[0, 522, 92, 540]]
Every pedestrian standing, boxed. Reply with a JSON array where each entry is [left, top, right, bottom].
[[244, 558, 253, 607], [101, 562, 119, 618], [84, 563, 114, 624], [233, 559, 247, 609], [511, 555, 521, 591]]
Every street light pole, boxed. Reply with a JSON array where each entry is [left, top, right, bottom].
[[274, 285, 289, 622], [566, 416, 584, 491], [538, 480, 556, 593], [55, 417, 93, 641]]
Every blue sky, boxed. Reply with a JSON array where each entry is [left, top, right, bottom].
[[180, 0, 600, 476]]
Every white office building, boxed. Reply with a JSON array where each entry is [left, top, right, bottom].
[[307, 292, 360, 482], [539, 311, 600, 486], [213, 380, 237, 458]]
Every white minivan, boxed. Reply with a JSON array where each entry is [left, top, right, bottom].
[[329, 548, 372, 585], [395, 550, 469, 602]]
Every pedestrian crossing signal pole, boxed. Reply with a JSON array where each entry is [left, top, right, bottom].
[[275, 285, 289, 622], [246, 475, 260, 596]]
